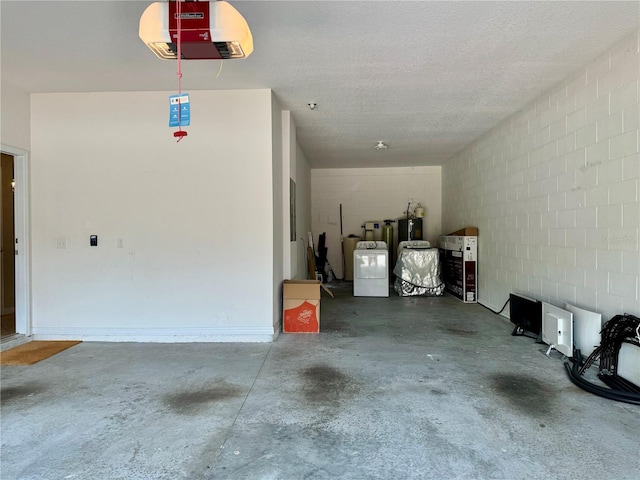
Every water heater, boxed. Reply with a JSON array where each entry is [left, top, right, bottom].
[[398, 218, 422, 242]]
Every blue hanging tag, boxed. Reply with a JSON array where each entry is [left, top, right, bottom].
[[169, 94, 190, 127]]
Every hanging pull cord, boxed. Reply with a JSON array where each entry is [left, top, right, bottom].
[[174, 0, 187, 141]]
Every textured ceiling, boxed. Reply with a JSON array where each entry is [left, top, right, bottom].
[[2, 1, 639, 168]]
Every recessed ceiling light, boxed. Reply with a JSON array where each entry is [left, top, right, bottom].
[[374, 141, 388, 150]]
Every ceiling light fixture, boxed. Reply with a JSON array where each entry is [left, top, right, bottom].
[[308, 103, 317, 110], [375, 141, 388, 150]]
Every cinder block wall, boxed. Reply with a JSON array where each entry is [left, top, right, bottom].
[[443, 31, 639, 321]]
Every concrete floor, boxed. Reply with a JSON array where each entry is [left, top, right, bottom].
[[1, 283, 638, 479]]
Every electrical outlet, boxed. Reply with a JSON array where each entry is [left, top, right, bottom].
[[56, 237, 67, 249], [117, 238, 124, 249]]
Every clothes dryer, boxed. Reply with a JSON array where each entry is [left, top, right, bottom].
[[353, 241, 389, 297]]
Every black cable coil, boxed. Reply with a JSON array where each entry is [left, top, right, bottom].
[[565, 313, 640, 405]]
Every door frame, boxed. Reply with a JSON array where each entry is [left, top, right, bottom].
[[0, 145, 31, 336]]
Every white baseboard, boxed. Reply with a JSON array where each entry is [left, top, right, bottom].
[[31, 326, 277, 343], [272, 321, 282, 340]]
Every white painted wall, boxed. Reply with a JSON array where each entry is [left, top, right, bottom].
[[295, 144, 311, 279], [281, 111, 312, 281], [0, 81, 30, 150], [442, 31, 639, 321], [312, 166, 442, 279], [0, 81, 32, 337], [30, 89, 279, 342], [272, 93, 284, 333], [281, 111, 295, 280]]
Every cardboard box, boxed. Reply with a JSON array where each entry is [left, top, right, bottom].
[[283, 280, 334, 333], [448, 226, 479, 236], [439, 235, 477, 303]]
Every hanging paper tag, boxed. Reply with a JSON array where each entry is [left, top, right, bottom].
[[169, 94, 190, 127]]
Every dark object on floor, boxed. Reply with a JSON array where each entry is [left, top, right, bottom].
[[316, 233, 328, 282], [565, 313, 640, 405], [509, 293, 542, 339]]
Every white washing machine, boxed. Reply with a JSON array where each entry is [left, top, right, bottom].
[[353, 241, 389, 297]]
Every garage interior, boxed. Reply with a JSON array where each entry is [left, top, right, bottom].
[[1, 1, 639, 478]]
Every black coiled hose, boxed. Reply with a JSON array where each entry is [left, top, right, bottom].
[[564, 313, 640, 405], [564, 360, 640, 405]]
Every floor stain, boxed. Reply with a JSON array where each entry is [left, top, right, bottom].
[[430, 388, 448, 396], [321, 311, 363, 337], [300, 364, 359, 405], [491, 373, 555, 418], [165, 382, 243, 415], [0, 382, 46, 406], [444, 327, 480, 336]]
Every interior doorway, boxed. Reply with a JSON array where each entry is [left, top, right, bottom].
[[1, 153, 16, 337], [0, 145, 30, 339]]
